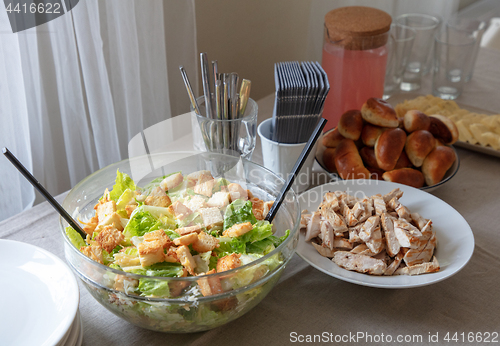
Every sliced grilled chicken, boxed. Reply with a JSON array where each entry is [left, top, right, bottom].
[[321, 220, 335, 250], [350, 243, 377, 256], [300, 213, 311, 231], [320, 205, 348, 235], [383, 188, 403, 204], [340, 201, 358, 227], [395, 204, 412, 222], [311, 241, 338, 258], [372, 194, 387, 216], [381, 213, 401, 257], [357, 197, 374, 223], [333, 251, 387, 275], [410, 212, 429, 230], [305, 211, 321, 241], [348, 224, 363, 243], [394, 256, 440, 275], [384, 251, 404, 276], [351, 201, 365, 220], [394, 219, 422, 249], [403, 232, 437, 266]]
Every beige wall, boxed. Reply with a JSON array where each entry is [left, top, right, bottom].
[[194, 0, 478, 102], [195, 0, 312, 101]]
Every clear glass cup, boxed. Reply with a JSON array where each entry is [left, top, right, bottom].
[[383, 24, 416, 99], [446, 17, 487, 82], [396, 13, 441, 91], [432, 29, 476, 100], [191, 96, 258, 160]]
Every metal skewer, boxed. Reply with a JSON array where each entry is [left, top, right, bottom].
[[200, 52, 213, 119], [179, 66, 201, 115]]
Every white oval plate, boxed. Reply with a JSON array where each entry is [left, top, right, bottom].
[[296, 180, 475, 288], [0, 240, 79, 346]]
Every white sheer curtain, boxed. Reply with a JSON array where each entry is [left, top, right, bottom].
[[0, 0, 197, 221]]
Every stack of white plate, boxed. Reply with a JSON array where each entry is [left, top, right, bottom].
[[0, 240, 82, 346]]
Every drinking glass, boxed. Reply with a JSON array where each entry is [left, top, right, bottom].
[[432, 30, 476, 100], [396, 13, 441, 91], [192, 96, 258, 160], [383, 24, 416, 99], [446, 17, 487, 82]]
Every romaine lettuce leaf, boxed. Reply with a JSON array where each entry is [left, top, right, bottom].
[[116, 188, 136, 211], [137, 279, 170, 297], [132, 262, 184, 277], [109, 170, 136, 202], [65, 226, 86, 249], [223, 199, 257, 230], [122, 206, 162, 238]]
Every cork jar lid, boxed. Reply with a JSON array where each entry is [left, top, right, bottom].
[[325, 6, 392, 50]]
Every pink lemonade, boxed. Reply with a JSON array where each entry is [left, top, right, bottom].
[[322, 43, 388, 131]]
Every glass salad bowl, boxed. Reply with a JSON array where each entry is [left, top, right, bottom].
[[59, 152, 300, 333]]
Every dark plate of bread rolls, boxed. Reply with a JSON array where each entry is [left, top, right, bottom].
[[316, 97, 460, 192]]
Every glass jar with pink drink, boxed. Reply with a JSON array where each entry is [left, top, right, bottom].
[[321, 6, 392, 131]]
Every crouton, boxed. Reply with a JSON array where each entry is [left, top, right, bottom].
[[223, 222, 253, 237], [125, 204, 137, 218], [169, 268, 190, 297], [186, 170, 213, 187], [207, 191, 230, 209], [263, 201, 274, 219], [185, 195, 207, 212], [250, 197, 265, 220], [176, 245, 197, 275], [168, 201, 192, 220], [160, 172, 184, 191], [197, 269, 223, 296], [143, 229, 172, 249], [95, 200, 117, 223], [80, 244, 104, 264], [137, 240, 165, 267], [228, 183, 248, 202], [164, 246, 179, 263], [145, 195, 172, 208], [217, 253, 242, 272], [144, 187, 171, 208], [200, 207, 223, 228], [175, 225, 202, 236], [173, 232, 198, 246], [194, 179, 215, 197], [95, 212, 124, 232], [192, 231, 219, 253], [95, 225, 124, 253]]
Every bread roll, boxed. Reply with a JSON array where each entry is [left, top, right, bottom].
[[322, 148, 337, 173], [404, 110, 431, 133], [338, 110, 363, 140], [394, 150, 412, 169], [430, 114, 459, 145], [334, 139, 370, 180], [405, 130, 436, 167], [421, 146, 456, 186], [359, 146, 379, 169], [361, 124, 385, 147], [374, 128, 407, 171], [361, 98, 399, 128], [382, 168, 425, 188], [322, 128, 345, 148], [428, 116, 453, 145]]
